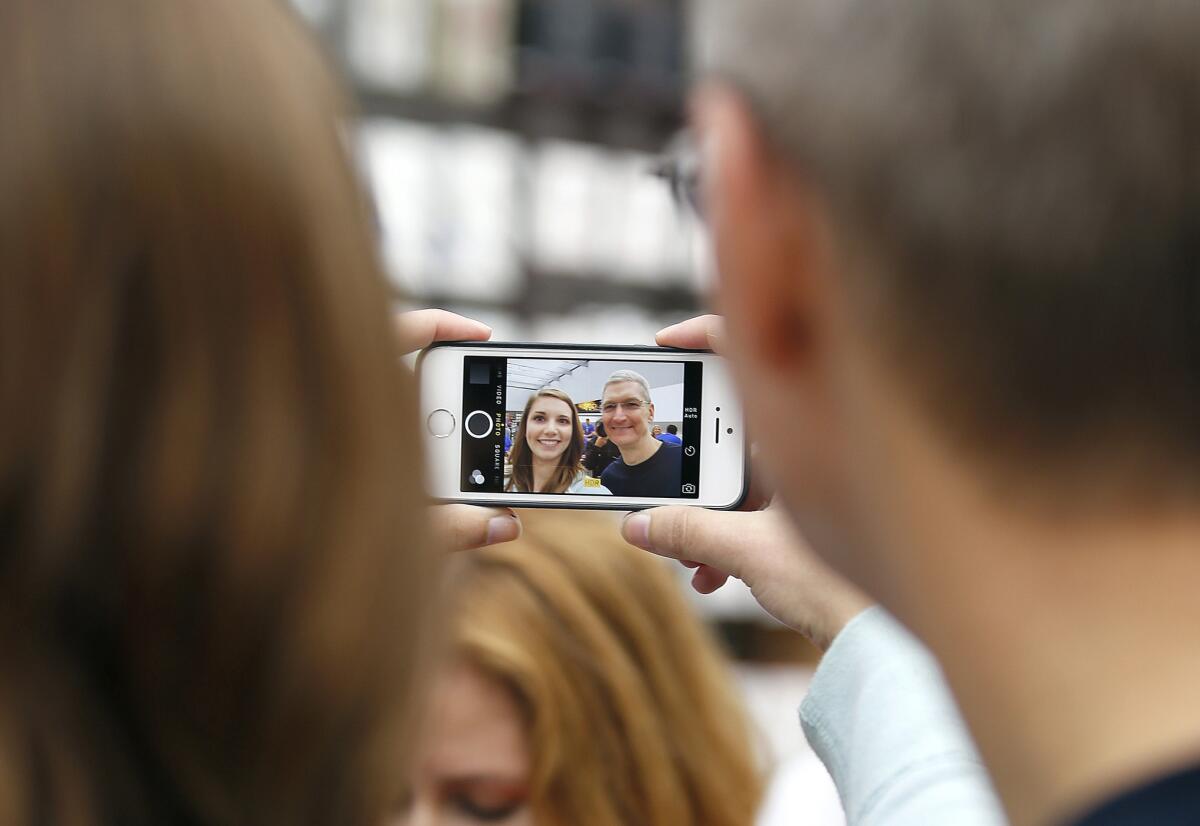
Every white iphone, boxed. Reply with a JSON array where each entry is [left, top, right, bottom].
[[418, 342, 748, 510]]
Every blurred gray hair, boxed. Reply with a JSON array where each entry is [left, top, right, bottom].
[[693, 0, 1200, 481], [603, 370, 654, 404]]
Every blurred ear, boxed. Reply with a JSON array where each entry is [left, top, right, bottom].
[[691, 84, 833, 376]]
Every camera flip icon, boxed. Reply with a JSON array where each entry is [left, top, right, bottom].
[[681, 483, 697, 495]]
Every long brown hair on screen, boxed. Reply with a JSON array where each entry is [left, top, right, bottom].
[[0, 1, 436, 824], [505, 388, 585, 494], [450, 510, 765, 826]]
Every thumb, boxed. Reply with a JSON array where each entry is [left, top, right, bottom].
[[621, 507, 750, 581], [655, 314, 726, 353], [432, 504, 522, 551]]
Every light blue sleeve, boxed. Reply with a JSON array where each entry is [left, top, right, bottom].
[[799, 607, 1007, 826]]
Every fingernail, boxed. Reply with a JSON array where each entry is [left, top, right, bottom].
[[622, 513, 652, 550], [486, 515, 519, 545]]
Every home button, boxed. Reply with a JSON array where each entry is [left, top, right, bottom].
[[426, 409, 456, 438]]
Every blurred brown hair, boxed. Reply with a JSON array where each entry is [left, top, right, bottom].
[[452, 511, 764, 826], [0, 1, 435, 824]]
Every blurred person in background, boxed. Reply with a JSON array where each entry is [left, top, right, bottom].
[[624, 1, 1200, 825], [658, 424, 683, 446], [505, 389, 610, 495], [395, 510, 764, 826], [582, 421, 621, 478], [0, 1, 515, 823]]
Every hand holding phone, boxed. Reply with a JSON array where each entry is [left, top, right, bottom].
[[623, 505, 872, 650], [397, 310, 522, 548], [612, 315, 873, 650], [419, 342, 748, 510]]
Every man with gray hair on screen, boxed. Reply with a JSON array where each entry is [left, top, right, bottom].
[[599, 369, 683, 497]]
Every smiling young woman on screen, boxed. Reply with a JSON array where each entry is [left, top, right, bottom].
[[505, 389, 610, 496]]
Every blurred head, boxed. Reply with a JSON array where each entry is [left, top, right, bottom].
[[600, 371, 656, 449], [667, 425, 678, 435], [506, 389, 584, 493], [397, 512, 763, 826], [652, 425, 663, 437], [690, 0, 1200, 591], [0, 0, 436, 822], [401, 661, 533, 826]]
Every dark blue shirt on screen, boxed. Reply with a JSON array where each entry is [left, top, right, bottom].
[[601, 441, 683, 497]]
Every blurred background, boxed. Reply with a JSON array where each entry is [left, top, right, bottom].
[[293, 0, 705, 341], [287, 1, 843, 819]]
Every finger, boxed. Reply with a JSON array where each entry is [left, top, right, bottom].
[[655, 314, 725, 353], [622, 506, 750, 580], [691, 563, 732, 594], [680, 559, 700, 568], [432, 504, 521, 551], [397, 309, 492, 354]]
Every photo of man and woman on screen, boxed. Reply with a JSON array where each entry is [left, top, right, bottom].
[[503, 359, 690, 498]]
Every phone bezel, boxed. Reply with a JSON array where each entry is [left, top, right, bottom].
[[417, 341, 750, 511]]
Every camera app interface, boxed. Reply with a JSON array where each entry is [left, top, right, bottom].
[[461, 357, 702, 498]]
